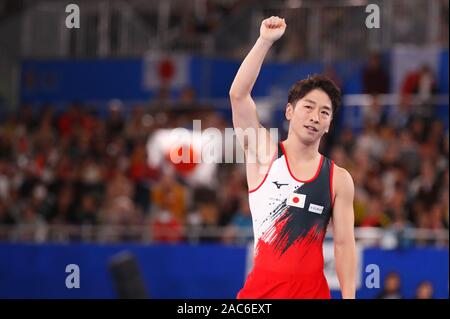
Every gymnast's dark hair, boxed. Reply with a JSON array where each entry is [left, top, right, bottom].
[[287, 74, 341, 116]]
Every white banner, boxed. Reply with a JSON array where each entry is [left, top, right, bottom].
[[391, 45, 440, 93]]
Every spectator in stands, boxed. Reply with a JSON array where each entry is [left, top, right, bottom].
[[364, 171, 384, 199], [384, 185, 416, 247], [0, 201, 15, 225], [397, 129, 421, 176], [350, 167, 369, 226], [100, 166, 142, 233], [329, 145, 351, 169], [362, 52, 390, 95], [197, 202, 220, 242], [336, 127, 355, 155], [0, 159, 12, 204], [439, 168, 449, 228], [124, 105, 150, 142], [57, 103, 80, 138], [106, 100, 125, 137], [16, 205, 47, 242], [429, 203, 447, 230], [18, 104, 38, 133], [376, 272, 403, 299], [77, 194, 99, 225], [409, 160, 440, 207], [178, 87, 197, 109], [151, 169, 187, 223], [388, 100, 413, 130], [79, 157, 105, 196], [188, 202, 220, 243], [415, 281, 434, 299], [361, 53, 390, 132], [401, 64, 438, 99], [49, 185, 77, 224], [217, 166, 246, 226], [363, 94, 389, 127], [128, 142, 159, 213], [360, 195, 390, 228], [386, 186, 408, 222], [409, 117, 427, 143], [355, 122, 385, 161], [150, 209, 184, 243], [222, 195, 253, 245], [150, 86, 174, 111], [401, 64, 439, 119]]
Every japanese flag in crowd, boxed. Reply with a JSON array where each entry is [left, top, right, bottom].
[[146, 128, 222, 188], [142, 52, 190, 90]]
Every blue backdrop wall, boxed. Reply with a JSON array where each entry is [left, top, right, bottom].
[[20, 51, 449, 104], [18, 57, 367, 105], [0, 243, 447, 299]]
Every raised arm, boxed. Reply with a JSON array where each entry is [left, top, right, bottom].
[[229, 16, 286, 188], [229, 16, 286, 98], [332, 166, 357, 299]]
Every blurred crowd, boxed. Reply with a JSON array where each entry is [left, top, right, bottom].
[[0, 97, 247, 243], [329, 114, 448, 246], [376, 271, 436, 299], [0, 89, 447, 246], [0, 49, 448, 245]]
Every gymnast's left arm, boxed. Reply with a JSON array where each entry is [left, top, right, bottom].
[[332, 166, 357, 299]]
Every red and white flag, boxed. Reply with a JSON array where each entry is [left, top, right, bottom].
[[287, 193, 306, 208], [142, 52, 190, 90]]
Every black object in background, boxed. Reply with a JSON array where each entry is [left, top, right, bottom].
[[108, 251, 149, 299]]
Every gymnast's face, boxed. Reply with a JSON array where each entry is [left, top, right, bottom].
[[285, 89, 333, 144]]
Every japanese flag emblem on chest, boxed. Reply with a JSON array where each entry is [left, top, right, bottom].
[[287, 193, 324, 214]]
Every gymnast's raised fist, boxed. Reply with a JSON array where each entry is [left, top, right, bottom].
[[259, 16, 287, 43]]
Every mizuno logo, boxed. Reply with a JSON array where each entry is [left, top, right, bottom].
[[272, 181, 289, 189]]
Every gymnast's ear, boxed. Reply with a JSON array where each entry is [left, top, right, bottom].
[[285, 103, 294, 121]]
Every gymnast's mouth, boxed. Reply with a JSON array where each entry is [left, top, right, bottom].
[[304, 125, 318, 132]]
